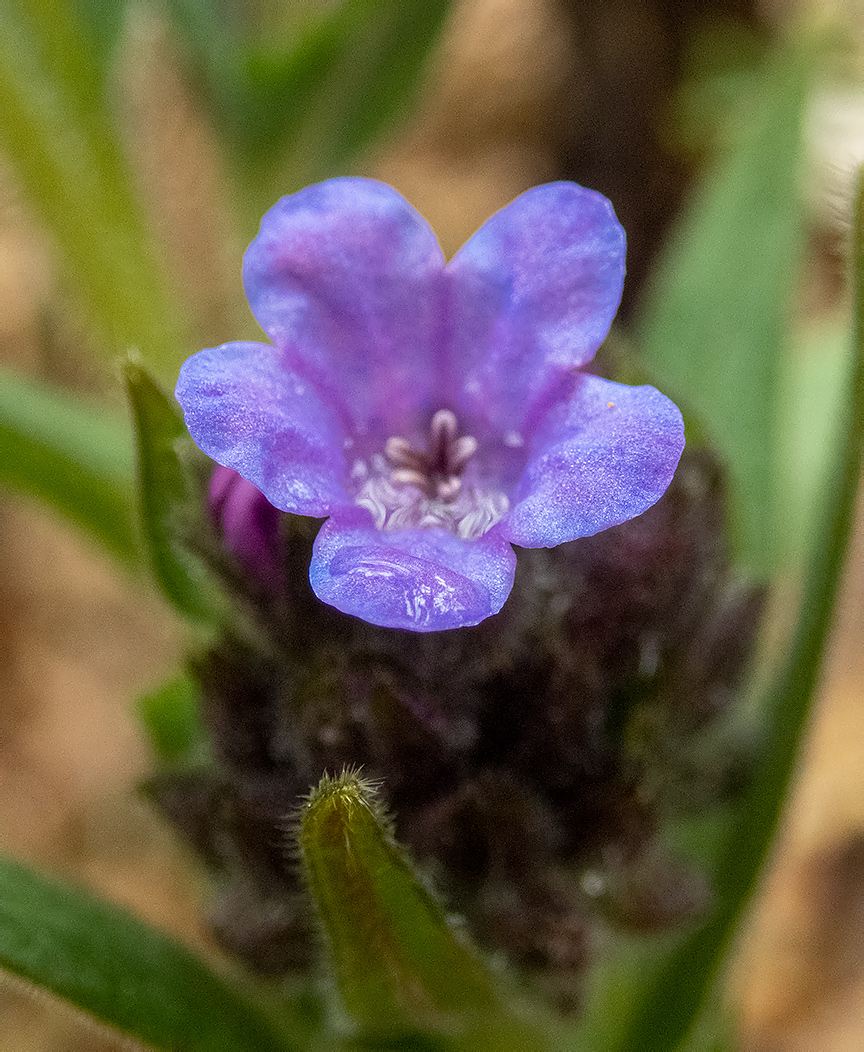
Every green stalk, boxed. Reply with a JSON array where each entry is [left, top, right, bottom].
[[613, 170, 864, 1051]]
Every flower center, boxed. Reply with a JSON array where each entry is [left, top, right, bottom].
[[384, 409, 477, 503], [352, 410, 509, 540]]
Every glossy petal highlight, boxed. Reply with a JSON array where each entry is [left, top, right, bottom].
[[310, 512, 517, 631], [176, 342, 349, 517], [500, 375, 685, 548], [243, 178, 446, 440], [448, 182, 625, 431]]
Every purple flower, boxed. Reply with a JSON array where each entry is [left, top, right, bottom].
[[176, 178, 684, 632]]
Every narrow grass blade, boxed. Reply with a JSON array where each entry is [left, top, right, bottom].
[[609, 169, 864, 1052], [0, 367, 139, 565], [0, 854, 291, 1052], [637, 40, 811, 573], [322, 0, 451, 166], [0, 0, 187, 373]]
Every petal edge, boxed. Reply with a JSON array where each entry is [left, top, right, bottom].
[[243, 178, 446, 440]]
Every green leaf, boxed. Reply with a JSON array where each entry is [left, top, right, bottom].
[[0, 367, 139, 564], [125, 359, 216, 621], [637, 39, 812, 574], [0, 854, 291, 1052], [298, 771, 539, 1047], [137, 670, 210, 768], [0, 0, 187, 374], [602, 170, 864, 1052]]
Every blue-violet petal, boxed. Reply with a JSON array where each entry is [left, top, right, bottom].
[[176, 341, 350, 517], [448, 182, 625, 433], [500, 374, 685, 547], [242, 178, 446, 441], [310, 510, 517, 632]]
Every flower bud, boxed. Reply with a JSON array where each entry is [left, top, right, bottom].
[[208, 465, 283, 589]]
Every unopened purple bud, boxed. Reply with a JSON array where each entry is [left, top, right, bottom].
[[208, 465, 283, 588]]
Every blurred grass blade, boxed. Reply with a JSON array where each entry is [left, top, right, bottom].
[[125, 360, 216, 621], [776, 317, 853, 568], [610, 171, 864, 1052], [69, 0, 240, 112], [637, 39, 811, 574], [11, 0, 116, 124], [319, 0, 451, 167], [0, 367, 138, 564], [222, 13, 347, 162], [298, 770, 537, 1046], [0, 854, 292, 1052], [248, 0, 450, 163], [230, 0, 451, 219], [0, 0, 187, 374], [137, 670, 209, 768], [159, 0, 236, 73]]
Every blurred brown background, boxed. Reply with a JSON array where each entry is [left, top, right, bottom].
[[1, 0, 863, 1048]]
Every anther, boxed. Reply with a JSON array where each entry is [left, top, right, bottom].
[[437, 477, 463, 501], [391, 468, 429, 488], [383, 410, 478, 503], [450, 435, 478, 472], [430, 409, 458, 440], [384, 437, 425, 472]]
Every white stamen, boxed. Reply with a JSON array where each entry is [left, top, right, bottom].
[[354, 473, 508, 540], [450, 435, 479, 470], [352, 410, 508, 539], [391, 468, 428, 488], [430, 408, 458, 439]]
